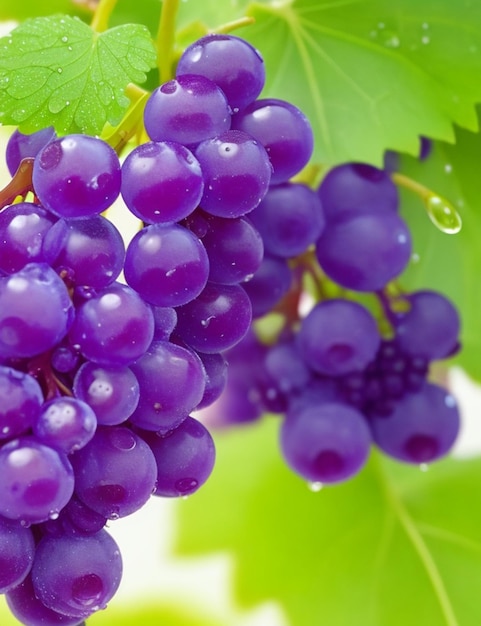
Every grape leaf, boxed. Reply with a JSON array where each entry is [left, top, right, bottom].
[[0, 15, 156, 136], [0, 0, 87, 22], [176, 418, 481, 626], [224, 0, 481, 166], [395, 121, 481, 381]]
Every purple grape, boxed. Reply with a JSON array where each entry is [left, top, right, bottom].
[[60, 495, 107, 536], [195, 351, 228, 410], [71, 426, 157, 520], [152, 306, 178, 341], [42, 215, 125, 289], [0, 437, 74, 524], [369, 382, 460, 464], [197, 211, 264, 284], [7, 573, 86, 626], [242, 255, 292, 318], [318, 162, 399, 223], [249, 182, 325, 258], [141, 416, 215, 497], [0, 515, 35, 593], [315, 211, 412, 292], [264, 338, 312, 395], [34, 397, 97, 454], [144, 74, 231, 146], [0, 202, 57, 274], [73, 362, 140, 426], [194, 129, 272, 218], [123, 223, 209, 308], [68, 281, 155, 366], [297, 299, 381, 377], [174, 282, 252, 353], [392, 290, 460, 360], [120, 141, 204, 223], [31, 529, 122, 618], [0, 263, 74, 359], [32, 134, 121, 219], [176, 34, 265, 112], [129, 340, 206, 432], [0, 366, 44, 440], [280, 402, 372, 484], [6, 127, 56, 176], [232, 98, 314, 184]]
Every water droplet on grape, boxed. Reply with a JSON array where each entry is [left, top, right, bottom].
[[49, 510, 60, 520]]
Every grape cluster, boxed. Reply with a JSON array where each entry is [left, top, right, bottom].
[[0, 29, 462, 626], [215, 161, 462, 486]]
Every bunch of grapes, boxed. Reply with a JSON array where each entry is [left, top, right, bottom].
[[0, 29, 462, 626]]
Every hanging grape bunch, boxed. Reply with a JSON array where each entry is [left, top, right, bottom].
[[0, 9, 463, 626]]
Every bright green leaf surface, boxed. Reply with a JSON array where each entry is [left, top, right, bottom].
[[176, 418, 481, 626], [229, 0, 481, 166], [396, 121, 481, 381], [0, 0, 87, 22], [0, 15, 156, 136]]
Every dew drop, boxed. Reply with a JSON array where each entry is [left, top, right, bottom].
[[421, 35, 430, 45], [425, 195, 462, 234], [49, 510, 60, 520], [57, 67, 63, 74], [444, 163, 452, 173], [419, 463, 429, 472], [308, 481, 324, 492], [61, 36, 68, 43]]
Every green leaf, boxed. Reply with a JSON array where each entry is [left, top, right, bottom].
[[395, 120, 481, 381], [0, 15, 156, 136], [176, 418, 481, 626], [0, 0, 88, 22], [224, 0, 481, 166]]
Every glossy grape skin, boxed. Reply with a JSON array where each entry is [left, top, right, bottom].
[[242, 255, 292, 319], [6, 127, 56, 176], [34, 397, 97, 454], [120, 141, 204, 224], [232, 98, 314, 184], [144, 74, 231, 146], [0, 263, 74, 360], [32, 134, 121, 219], [140, 416, 216, 497], [0, 366, 44, 440], [124, 223, 209, 308], [0, 515, 35, 593], [194, 129, 272, 218], [176, 33, 265, 112]]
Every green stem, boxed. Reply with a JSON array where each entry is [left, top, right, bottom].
[[102, 87, 150, 155], [212, 16, 256, 34], [90, 0, 118, 32], [156, 0, 180, 83], [391, 171, 431, 201]]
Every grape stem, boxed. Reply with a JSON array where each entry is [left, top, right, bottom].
[[0, 158, 34, 210], [211, 16, 256, 34], [391, 171, 433, 202], [157, 0, 180, 83], [28, 352, 73, 400], [90, 0, 118, 32], [102, 88, 150, 154]]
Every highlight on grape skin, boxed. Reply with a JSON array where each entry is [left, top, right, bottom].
[[0, 18, 466, 626]]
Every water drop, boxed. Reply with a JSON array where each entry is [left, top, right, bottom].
[[68, 46, 73, 51], [419, 463, 429, 472], [57, 67, 63, 74], [381, 30, 401, 48], [421, 35, 430, 45], [425, 194, 462, 234], [308, 481, 324, 492], [411, 252, 420, 263], [61, 36, 68, 43], [49, 510, 60, 520], [444, 163, 452, 174]]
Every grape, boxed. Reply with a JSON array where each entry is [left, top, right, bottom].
[[31, 529, 122, 618], [0, 263, 74, 359], [71, 426, 157, 520], [120, 141, 204, 223], [0, 366, 44, 440], [42, 215, 125, 289], [6, 127, 56, 176], [144, 74, 231, 146], [315, 211, 412, 292], [392, 290, 461, 360], [32, 134, 121, 219], [73, 362, 140, 426], [33, 397, 97, 454], [195, 211, 264, 285], [241, 255, 292, 318], [123, 222, 209, 308], [0, 437, 74, 524], [297, 299, 381, 377], [195, 351, 228, 410], [0, 202, 56, 274], [176, 33, 265, 112], [318, 162, 399, 223], [140, 416, 216, 497], [0, 515, 35, 593], [152, 306, 178, 341], [249, 182, 326, 258], [369, 382, 460, 464], [280, 401, 372, 484], [129, 340, 206, 432], [7, 573, 86, 626], [68, 281, 155, 366], [174, 282, 252, 353], [194, 129, 272, 218], [232, 98, 314, 184]]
